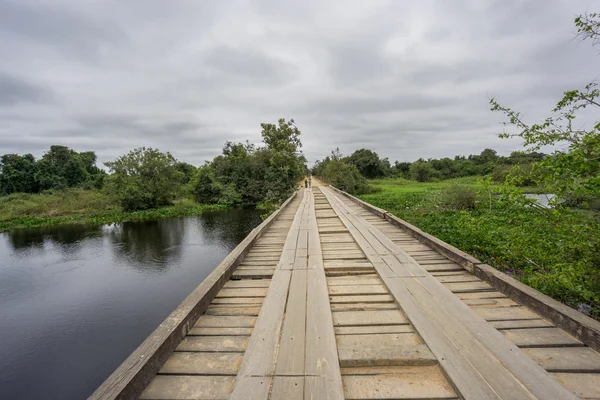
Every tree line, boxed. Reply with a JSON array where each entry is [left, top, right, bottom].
[[311, 147, 547, 193], [0, 145, 106, 195], [0, 118, 307, 212]]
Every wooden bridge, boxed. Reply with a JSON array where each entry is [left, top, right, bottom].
[[92, 181, 600, 400]]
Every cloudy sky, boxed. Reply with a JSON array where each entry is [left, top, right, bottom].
[[0, 0, 598, 166]]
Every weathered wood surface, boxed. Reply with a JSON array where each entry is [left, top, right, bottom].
[[321, 186, 579, 400], [95, 182, 600, 400]]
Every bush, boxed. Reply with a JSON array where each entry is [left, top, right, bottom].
[[409, 160, 439, 182], [105, 148, 184, 211], [491, 165, 511, 183], [322, 159, 369, 195], [438, 185, 477, 211]]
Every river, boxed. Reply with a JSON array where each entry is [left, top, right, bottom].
[[0, 209, 262, 400]]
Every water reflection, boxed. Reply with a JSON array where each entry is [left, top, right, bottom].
[[109, 218, 186, 273], [6, 223, 103, 251], [197, 208, 262, 248]]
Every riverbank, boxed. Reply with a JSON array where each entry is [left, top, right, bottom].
[[0, 189, 225, 232], [359, 177, 600, 319]]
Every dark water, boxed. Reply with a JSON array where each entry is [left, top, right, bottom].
[[0, 209, 261, 400]]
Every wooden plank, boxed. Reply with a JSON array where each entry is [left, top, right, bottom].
[[335, 325, 413, 335], [443, 281, 494, 293], [140, 376, 234, 400], [328, 285, 388, 296], [330, 303, 397, 311], [502, 328, 583, 348], [336, 333, 421, 347], [327, 277, 382, 286], [474, 306, 541, 321], [205, 306, 261, 316], [329, 294, 394, 304], [436, 275, 482, 283], [522, 347, 600, 372], [159, 352, 242, 375], [337, 343, 437, 367], [231, 270, 274, 279], [224, 280, 271, 288], [274, 269, 307, 375], [491, 319, 555, 330], [91, 191, 299, 400], [176, 336, 248, 352], [455, 291, 507, 300], [341, 366, 457, 400], [211, 297, 264, 305], [188, 327, 253, 336], [332, 310, 408, 326], [552, 373, 600, 399], [215, 288, 267, 298], [463, 298, 519, 307], [422, 263, 463, 272], [194, 315, 256, 328], [304, 189, 345, 399]]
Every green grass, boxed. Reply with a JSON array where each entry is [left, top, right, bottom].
[[0, 189, 225, 232], [359, 177, 600, 319]]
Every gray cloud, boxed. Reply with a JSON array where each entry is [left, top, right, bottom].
[[0, 73, 54, 105], [0, 0, 597, 166]]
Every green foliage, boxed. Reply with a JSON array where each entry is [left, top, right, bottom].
[[360, 178, 600, 318], [322, 159, 369, 195], [193, 166, 223, 204], [437, 185, 477, 211], [347, 148, 387, 179], [0, 145, 105, 195], [175, 162, 197, 184], [105, 147, 184, 211], [193, 119, 306, 207], [409, 159, 440, 182], [490, 13, 600, 203], [0, 153, 39, 194]]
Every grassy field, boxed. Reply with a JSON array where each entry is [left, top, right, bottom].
[[359, 177, 600, 319], [0, 189, 225, 232]]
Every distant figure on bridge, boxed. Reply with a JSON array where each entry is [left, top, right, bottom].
[[308, 176, 312, 188], [304, 179, 308, 188]]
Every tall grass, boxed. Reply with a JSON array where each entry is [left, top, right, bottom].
[[0, 190, 225, 231]]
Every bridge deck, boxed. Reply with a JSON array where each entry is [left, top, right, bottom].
[[97, 183, 600, 400]]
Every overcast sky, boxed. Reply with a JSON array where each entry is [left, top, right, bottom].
[[0, 0, 598, 166]]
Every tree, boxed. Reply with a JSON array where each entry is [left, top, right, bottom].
[[105, 148, 183, 211], [192, 166, 223, 204], [260, 118, 302, 153], [0, 153, 39, 195], [409, 159, 439, 182], [175, 162, 197, 184], [347, 148, 386, 179], [193, 118, 306, 206], [322, 158, 368, 194], [490, 13, 600, 201]]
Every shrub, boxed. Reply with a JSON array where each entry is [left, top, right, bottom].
[[438, 185, 477, 211], [105, 148, 183, 211], [322, 159, 369, 195]]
